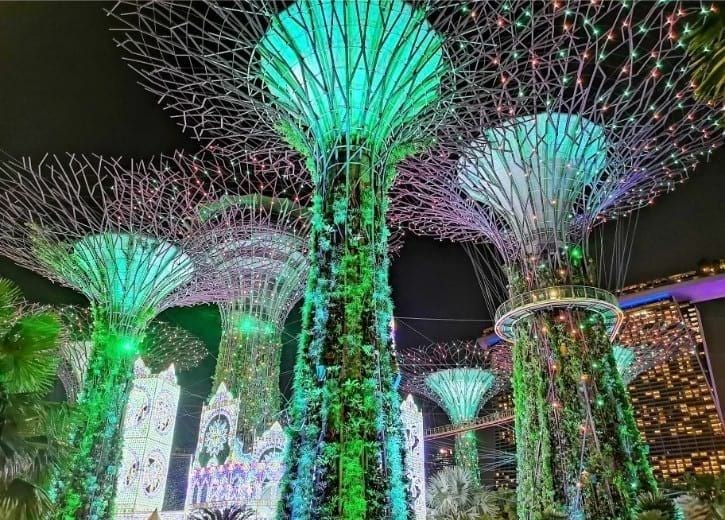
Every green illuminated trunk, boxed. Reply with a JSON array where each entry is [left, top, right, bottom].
[[53, 321, 137, 520], [279, 147, 408, 520], [213, 318, 283, 445], [512, 313, 657, 520], [453, 430, 480, 483]]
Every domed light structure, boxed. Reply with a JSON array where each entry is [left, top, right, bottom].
[[0, 154, 231, 519], [185, 153, 311, 445], [393, 3, 722, 518], [113, 1, 551, 516], [398, 339, 512, 482]]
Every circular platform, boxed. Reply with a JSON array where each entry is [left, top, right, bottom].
[[494, 285, 624, 341]]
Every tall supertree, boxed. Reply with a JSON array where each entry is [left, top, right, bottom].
[[0, 154, 229, 519], [182, 151, 312, 445], [56, 306, 208, 403], [112, 2, 567, 517], [392, 3, 722, 518], [398, 340, 512, 482]]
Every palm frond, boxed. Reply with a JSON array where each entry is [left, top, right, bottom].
[[0, 313, 61, 394]]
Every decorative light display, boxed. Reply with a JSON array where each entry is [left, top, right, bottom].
[[57, 306, 208, 403], [112, 1, 540, 517], [185, 383, 287, 520], [392, 3, 723, 517], [114, 359, 180, 519], [0, 154, 232, 519], [185, 152, 311, 445], [400, 395, 426, 520], [398, 340, 512, 482]]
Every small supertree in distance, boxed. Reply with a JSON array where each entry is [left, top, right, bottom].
[[0, 154, 231, 519], [398, 339, 511, 483], [56, 305, 208, 403], [112, 2, 573, 517], [182, 151, 312, 445], [392, 2, 722, 518]]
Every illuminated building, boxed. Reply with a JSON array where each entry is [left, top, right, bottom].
[[114, 360, 180, 519]]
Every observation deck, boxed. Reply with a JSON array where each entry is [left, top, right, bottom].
[[494, 285, 624, 342]]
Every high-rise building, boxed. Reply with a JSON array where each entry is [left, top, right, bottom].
[[489, 272, 725, 487]]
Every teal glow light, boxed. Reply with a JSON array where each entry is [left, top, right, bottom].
[[459, 112, 608, 243], [258, 0, 445, 149], [62, 233, 193, 326], [613, 344, 636, 383], [425, 368, 496, 424]]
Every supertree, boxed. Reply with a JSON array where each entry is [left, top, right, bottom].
[[0, 154, 230, 519], [392, 3, 722, 518], [397, 339, 512, 482], [111, 2, 569, 517], [56, 306, 208, 403], [181, 151, 312, 445], [613, 314, 693, 386]]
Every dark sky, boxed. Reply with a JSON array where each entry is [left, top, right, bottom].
[[0, 2, 723, 453]]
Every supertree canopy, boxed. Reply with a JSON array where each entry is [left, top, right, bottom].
[[56, 306, 208, 403], [112, 2, 563, 517], [184, 152, 312, 445], [398, 340, 512, 482], [392, 2, 722, 518], [0, 154, 228, 519]]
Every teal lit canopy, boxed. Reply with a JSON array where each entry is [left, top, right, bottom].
[[40, 233, 193, 331], [613, 344, 636, 384], [458, 112, 608, 247], [258, 0, 445, 150], [425, 367, 496, 424]]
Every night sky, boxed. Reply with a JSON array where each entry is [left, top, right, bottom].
[[1, 2, 723, 460]]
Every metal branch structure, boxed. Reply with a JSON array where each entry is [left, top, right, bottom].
[[398, 339, 512, 482], [110, 2, 572, 517], [0, 154, 231, 519], [181, 151, 312, 445], [56, 306, 208, 403], [392, 3, 723, 518]]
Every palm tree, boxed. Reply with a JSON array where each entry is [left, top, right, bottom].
[[684, 6, 725, 102], [0, 278, 66, 519], [634, 491, 678, 520], [188, 506, 255, 520], [676, 473, 725, 520], [427, 466, 500, 519]]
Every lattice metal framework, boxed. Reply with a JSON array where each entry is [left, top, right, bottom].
[[180, 151, 312, 444], [0, 153, 234, 519], [391, 3, 723, 518], [398, 339, 512, 481]]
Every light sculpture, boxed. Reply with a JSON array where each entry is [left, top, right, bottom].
[[112, 1, 554, 516], [57, 306, 208, 403], [398, 340, 512, 482], [0, 154, 228, 519], [186, 153, 311, 445], [400, 395, 426, 520], [114, 359, 180, 519], [392, 2, 722, 517]]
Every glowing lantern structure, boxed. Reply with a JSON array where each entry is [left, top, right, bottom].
[[114, 360, 180, 519], [0, 154, 229, 519], [398, 340, 512, 482], [186, 152, 311, 445], [393, 3, 722, 517], [113, 1, 551, 516]]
